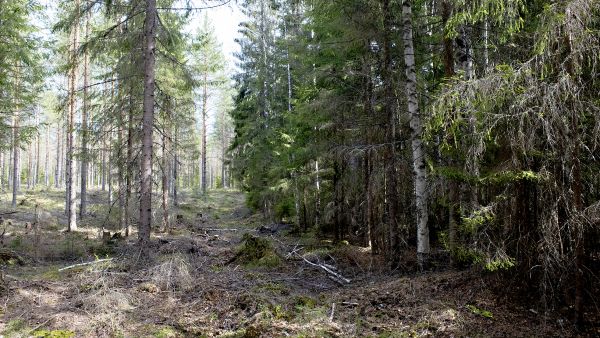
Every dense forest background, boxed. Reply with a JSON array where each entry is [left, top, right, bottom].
[[0, 0, 599, 335]]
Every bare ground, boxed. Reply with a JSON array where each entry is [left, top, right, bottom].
[[0, 189, 584, 337]]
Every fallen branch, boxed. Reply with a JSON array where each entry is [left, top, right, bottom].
[[58, 258, 113, 272], [0, 211, 18, 216], [298, 254, 351, 285], [329, 302, 336, 322], [196, 227, 239, 232]]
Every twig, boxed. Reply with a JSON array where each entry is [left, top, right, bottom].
[[297, 254, 351, 285], [196, 227, 239, 232], [58, 258, 113, 271], [0, 211, 18, 216], [329, 303, 336, 322], [26, 314, 58, 334]]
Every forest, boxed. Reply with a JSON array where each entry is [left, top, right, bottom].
[[0, 0, 599, 336]]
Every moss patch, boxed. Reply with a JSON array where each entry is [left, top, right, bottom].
[[232, 234, 282, 268]]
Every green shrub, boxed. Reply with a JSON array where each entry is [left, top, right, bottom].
[[274, 197, 295, 220], [233, 234, 281, 268]]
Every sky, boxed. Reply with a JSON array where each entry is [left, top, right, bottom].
[[184, 1, 245, 70]]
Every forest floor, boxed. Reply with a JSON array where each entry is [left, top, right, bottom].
[[0, 189, 584, 337]]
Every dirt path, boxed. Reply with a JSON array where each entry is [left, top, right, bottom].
[[0, 190, 574, 337]]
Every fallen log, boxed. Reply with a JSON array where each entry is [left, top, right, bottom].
[[58, 258, 113, 272], [196, 227, 240, 232]]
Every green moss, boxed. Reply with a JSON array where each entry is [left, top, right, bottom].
[[9, 235, 24, 250], [154, 326, 180, 338], [466, 304, 493, 319], [480, 170, 545, 185], [270, 304, 290, 320], [32, 330, 76, 338], [2, 319, 27, 335], [294, 295, 317, 309], [234, 234, 281, 268]]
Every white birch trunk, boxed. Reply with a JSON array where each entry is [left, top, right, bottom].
[[402, 0, 429, 266]]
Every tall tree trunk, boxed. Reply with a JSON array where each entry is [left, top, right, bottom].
[[27, 145, 32, 190], [34, 113, 40, 188], [66, 0, 80, 231], [118, 90, 125, 232], [125, 88, 134, 237], [314, 159, 321, 228], [162, 105, 170, 232], [80, 8, 91, 218], [139, 0, 158, 244], [0, 152, 3, 188], [11, 66, 20, 209], [173, 126, 179, 207], [564, 9, 584, 326], [55, 123, 61, 189], [382, 0, 400, 265], [201, 72, 208, 195], [402, 0, 429, 268], [441, 0, 458, 261]]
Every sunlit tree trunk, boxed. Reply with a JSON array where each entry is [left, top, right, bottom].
[[139, 0, 158, 244], [402, 0, 429, 268], [173, 126, 179, 207], [162, 99, 171, 232], [65, 0, 80, 231], [11, 65, 21, 209], [44, 126, 49, 186], [80, 8, 91, 218], [125, 88, 134, 237], [201, 72, 208, 195], [55, 122, 61, 189]]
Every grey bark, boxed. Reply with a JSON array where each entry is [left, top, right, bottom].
[[80, 8, 91, 218], [402, 0, 429, 267], [139, 0, 158, 244], [201, 72, 208, 195], [65, 1, 79, 231]]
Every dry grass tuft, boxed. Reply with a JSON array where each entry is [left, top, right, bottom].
[[148, 253, 194, 291], [76, 271, 136, 336]]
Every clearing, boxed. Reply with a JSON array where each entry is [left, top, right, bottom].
[[0, 190, 576, 337]]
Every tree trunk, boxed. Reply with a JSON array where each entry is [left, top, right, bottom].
[[382, 0, 399, 266], [173, 126, 179, 207], [55, 123, 61, 189], [34, 114, 40, 188], [65, 0, 79, 231], [125, 87, 134, 237], [101, 136, 106, 191], [402, 0, 429, 268], [162, 107, 170, 232], [201, 72, 208, 195], [80, 8, 91, 218], [118, 89, 125, 232], [11, 67, 20, 208], [441, 0, 458, 260], [44, 125, 49, 186], [139, 0, 158, 244], [27, 145, 32, 190]]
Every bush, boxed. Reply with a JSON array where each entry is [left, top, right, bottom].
[[232, 234, 282, 268]]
